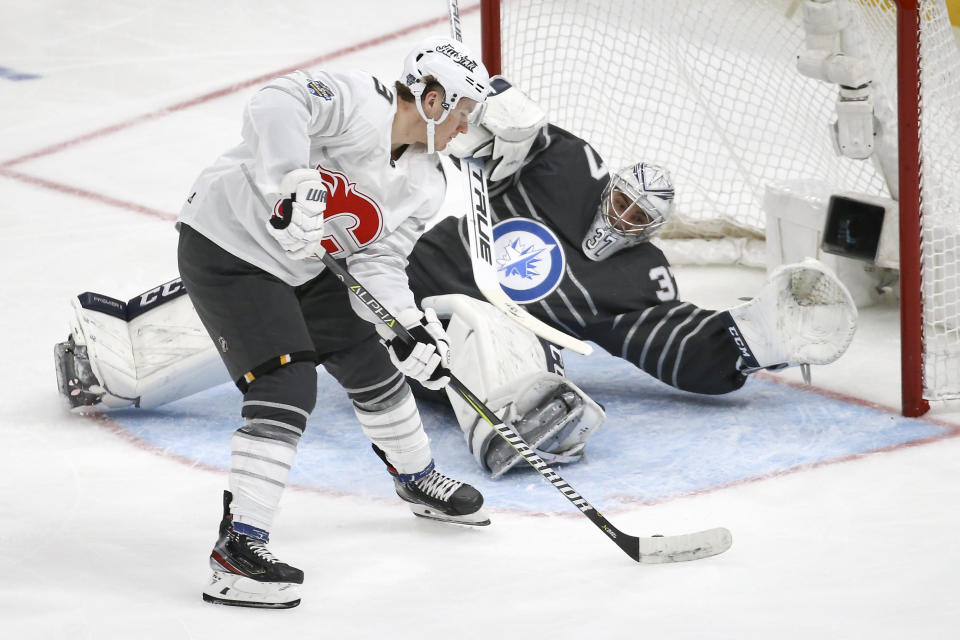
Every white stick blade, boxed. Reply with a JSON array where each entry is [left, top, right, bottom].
[[636, 527, 733, 564]]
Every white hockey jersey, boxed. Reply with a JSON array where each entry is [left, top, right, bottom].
[[177, 68, 446, 322]]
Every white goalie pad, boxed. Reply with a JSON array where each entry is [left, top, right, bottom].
[[423, 294, 605, 477], [68, 279, 228, 409], [446, 76, 548, 182], [726, 258, 858, 370]]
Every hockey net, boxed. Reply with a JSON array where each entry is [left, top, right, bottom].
[[481, 0, 960, 413]]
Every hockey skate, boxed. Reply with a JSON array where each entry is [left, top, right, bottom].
[[373, 446, 490, 526], [53, 335, 103, 409], [202, 491, 304, 609]]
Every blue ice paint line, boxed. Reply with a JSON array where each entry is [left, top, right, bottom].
[[107, 349, 951, 513], [0, 66, 41, 81]]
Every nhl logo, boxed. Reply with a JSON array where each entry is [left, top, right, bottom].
[[492, 218, 566, 304]]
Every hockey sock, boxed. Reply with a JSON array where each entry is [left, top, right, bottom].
[[229, 361, 316, 532], [352, 381, 432, 477]]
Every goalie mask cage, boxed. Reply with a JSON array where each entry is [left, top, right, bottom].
[[479, 0, 960, 417]]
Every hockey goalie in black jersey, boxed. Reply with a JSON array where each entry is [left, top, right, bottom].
[[54, 78, 857, 478]]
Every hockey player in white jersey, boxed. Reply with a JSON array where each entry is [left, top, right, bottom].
[[159, 36, 492, 609]]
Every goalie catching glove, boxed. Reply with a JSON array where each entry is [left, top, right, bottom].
[[267, 168, 327, 259], [723, 258, 857, 372], [376, 307, 451, 390]]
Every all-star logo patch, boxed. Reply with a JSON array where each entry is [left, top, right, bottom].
[[307, 80, 335, 101], [492, 218, 566, 304]]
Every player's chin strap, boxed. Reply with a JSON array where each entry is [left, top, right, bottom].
[[408, 81, 451, 154]]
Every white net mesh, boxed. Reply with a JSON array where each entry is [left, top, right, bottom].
[[495, 0, 960, 399], [917, 2, 960, 400]]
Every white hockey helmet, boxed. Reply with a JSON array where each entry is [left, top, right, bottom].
[[400, 36, 492, 153], [582, 162, 675, 261]]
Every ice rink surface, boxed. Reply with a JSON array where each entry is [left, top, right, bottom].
[[3, 2, 960, 638]]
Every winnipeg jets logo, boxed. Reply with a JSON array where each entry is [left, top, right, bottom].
[[493, 218, 565, 304], [497, 238, 548, 279]]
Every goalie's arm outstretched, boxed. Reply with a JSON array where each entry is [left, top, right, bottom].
[[582, 300, 748, 396], [580, 258, 857, 394]]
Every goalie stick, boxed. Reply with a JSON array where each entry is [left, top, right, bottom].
[[445, 0, 592, 356], [460, 156, 593, 355], [320, 251, 732, 564]]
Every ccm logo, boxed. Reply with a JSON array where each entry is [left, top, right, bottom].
[[140, 279, 183, 307], [727, 326, 753, 360]]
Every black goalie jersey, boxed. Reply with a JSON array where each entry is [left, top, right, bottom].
[[407, 125, 745, 395]]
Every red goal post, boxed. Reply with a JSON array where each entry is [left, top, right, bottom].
[[479, 0, 960, 417]]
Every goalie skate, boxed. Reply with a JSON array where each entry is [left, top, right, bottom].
[[54, 335, 103, 410], [202, 491, 304, 609], [485, 388, 586, 478]]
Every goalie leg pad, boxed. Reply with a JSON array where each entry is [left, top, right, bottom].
[[56, 281, 230, 410], [424, 294, 605, 477]]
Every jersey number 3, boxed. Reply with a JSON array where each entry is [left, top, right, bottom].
[[649, 266, 676, 301], [316, 166, 384, 256]]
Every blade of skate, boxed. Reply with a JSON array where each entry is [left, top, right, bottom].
[[202, 572, 301, 609], [407, 503, 491, 526]]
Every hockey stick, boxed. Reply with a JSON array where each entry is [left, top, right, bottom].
[[445, 0, 592, 356], [460, 157, 593, 355], [320, 252, 732, 564], [446, 0, 462, 42]]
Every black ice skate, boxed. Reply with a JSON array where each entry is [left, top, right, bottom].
[[54, 335, 103, 409], [373, 446, 490, 526], [202, 490, 304, 609]]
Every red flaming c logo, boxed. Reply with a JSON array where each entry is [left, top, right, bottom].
[[316, 166, 384, 256]]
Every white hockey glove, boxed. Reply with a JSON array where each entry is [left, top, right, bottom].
[[267, 168, 328, 260], [724, 258, 857, 372], [376, 307, 451, 390]]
